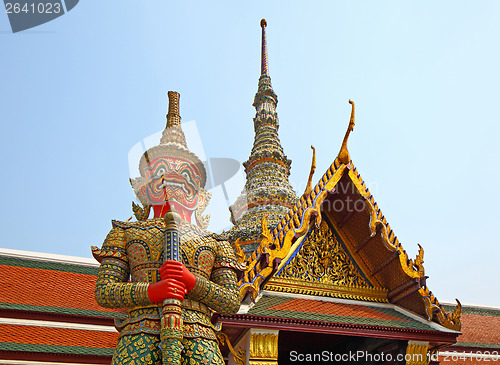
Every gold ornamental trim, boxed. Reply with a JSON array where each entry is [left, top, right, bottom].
[[264, 277, 388, 303], [250, 332, 278, 361], [405, 342, 430, 365], [217, 332, 245, 365], [238, 164, 348, 302]]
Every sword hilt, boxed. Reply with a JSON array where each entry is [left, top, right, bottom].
[[164, 209, 181, 261], [161, 208, 183, 364]]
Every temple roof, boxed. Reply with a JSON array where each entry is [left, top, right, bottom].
[[0, 252, 125, 321], [0, 249, 498, 361], [0, 321, 117, 358], [237, 102, 462, 332], [442, 304, 500, 352], [0, 249, 122, 363], [244, 293, 454, 333], [219, 291, 460, 349]]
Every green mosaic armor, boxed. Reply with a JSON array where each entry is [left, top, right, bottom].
[[92, 218, 243, 363]]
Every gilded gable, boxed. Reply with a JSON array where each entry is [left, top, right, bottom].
[[265, 220, 388, 302], [276, 220, 370, 287]]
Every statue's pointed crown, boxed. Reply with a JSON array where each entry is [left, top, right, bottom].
[[138, 91, 207, 187]]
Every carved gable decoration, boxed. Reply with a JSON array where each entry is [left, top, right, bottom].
[[276, 220, 369, 286], [266, 220, 388, 302]]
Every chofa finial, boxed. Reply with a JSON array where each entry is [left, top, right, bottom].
[[303, 146, 316, 197], [338, 100, 356, 164]]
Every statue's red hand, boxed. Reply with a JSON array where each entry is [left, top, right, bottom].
[[148, 278, 186, 303], [159, 260, 196, 291]]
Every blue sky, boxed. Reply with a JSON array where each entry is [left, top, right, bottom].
[[1, 1, 499, 306]]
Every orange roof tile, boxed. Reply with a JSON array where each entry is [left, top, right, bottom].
[[0, 324, 118, 348], [0, 264, 119, 314], [458, 313, 500, 346]]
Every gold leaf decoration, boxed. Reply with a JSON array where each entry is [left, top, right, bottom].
[[276, 221, 370, 288], [250, 333, 278, 360], [217, 332, 245, 365], [234, 238, 248, 265]]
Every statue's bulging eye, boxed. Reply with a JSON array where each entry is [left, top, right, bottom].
[[157, 167, 166, 176], [181, 171, 190, 180]]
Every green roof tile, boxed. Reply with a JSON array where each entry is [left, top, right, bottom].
[[453, 342, 500, 349], [0, 256, 98, 276], [0, 342, 114, 356], [0, 302, 126, 319], [442, 304, 500, 318], [247, 295, 438, 331]]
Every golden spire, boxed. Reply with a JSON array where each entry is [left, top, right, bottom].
[[166, 91, 181, 127], [260, 19, 269, 75], [160, 91, 187, 147], [338, 100, 355, 164]]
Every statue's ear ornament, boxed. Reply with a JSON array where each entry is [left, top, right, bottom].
[[195, 188, 212, 229], [132, 201, 151, 221]]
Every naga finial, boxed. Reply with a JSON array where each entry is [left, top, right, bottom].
[[260, 19, 269, 75], [338, 100, 355, 164], [260, 215, 273, 249], [303, 145, 316, 197], [233, 238, 247, 265]]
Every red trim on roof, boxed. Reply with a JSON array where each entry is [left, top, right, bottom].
[[219, 314, 458, 344]]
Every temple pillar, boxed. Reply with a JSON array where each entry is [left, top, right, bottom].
[[405, 341, 430, 365]]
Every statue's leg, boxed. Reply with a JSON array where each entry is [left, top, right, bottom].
[[181, 337, 225, 365], [112, 333, 162, 365]]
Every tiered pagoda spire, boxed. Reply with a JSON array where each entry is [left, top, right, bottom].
[[229, 19, 297, 253]]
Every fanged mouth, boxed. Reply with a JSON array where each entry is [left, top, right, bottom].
[[159, 179, 189, 194]]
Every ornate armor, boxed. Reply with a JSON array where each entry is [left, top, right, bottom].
[[92, 218, 242, 343]]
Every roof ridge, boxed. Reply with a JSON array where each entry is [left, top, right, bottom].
[[440, 301, 500, 311], [0, 248, 98, 267], [0, 317, 117, 332]]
